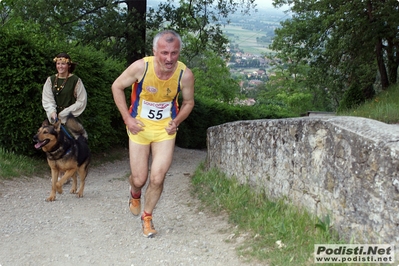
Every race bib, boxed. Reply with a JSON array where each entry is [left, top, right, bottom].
[[140, 100, 171, 121]]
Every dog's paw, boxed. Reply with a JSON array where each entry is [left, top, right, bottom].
[[70, 188, 77, 194], [45, 196, 56, 202], [56, 182, 63, 194]]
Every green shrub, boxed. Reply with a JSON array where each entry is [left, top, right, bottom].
[[176, 96, 290, 149], [338, 82, 368, 112], [0, 28, 126, 156], [0, 29, 49, 156]]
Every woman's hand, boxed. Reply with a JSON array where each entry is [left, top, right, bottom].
[[50, 112, 58, 124]]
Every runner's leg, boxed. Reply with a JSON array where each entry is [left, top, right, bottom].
[[143, 138, 175, 214], [129, 140, 151, 192]]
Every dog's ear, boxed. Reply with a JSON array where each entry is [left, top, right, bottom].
[[53, 119, 61, 130], [42, 119, 50, 126]]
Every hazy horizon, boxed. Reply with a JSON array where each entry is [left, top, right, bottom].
[[255, 0, 290, 12]]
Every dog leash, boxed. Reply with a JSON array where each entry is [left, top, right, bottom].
[[53, 118, 73, 140]]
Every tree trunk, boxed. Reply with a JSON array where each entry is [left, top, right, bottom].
[[126, 0, 147, 64], [386, 38, 399, 84], [375, 38, 389, 89]]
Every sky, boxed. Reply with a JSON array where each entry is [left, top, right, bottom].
[[254, 0, 289, 11], [255, 0, 275, 9]]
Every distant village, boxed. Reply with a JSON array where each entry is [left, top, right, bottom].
[[222, 7, 287, 105], [228, 50, 272, 77], [227, 48, 281, 106]]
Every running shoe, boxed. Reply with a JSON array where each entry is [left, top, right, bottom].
[[142, 216, 157, 238], [129, 186, 141, 216]]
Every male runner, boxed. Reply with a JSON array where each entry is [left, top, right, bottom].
[[111, 30, 195, 237]]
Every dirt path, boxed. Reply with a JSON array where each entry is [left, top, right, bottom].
[[0, 147, 261, 266]]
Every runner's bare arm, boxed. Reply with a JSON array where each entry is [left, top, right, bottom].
[[112, 59, 146, 131], [172, 67, 195, 127]]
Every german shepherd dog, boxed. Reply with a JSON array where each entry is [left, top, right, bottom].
[[33, 113, 91, 201]]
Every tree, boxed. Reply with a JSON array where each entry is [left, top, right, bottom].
[[192, 51, 241, 103], [1, 0, 143, 63], [271, 0, 399, 109], [3, 0, 256, 65], [126, 0, 146, 63]]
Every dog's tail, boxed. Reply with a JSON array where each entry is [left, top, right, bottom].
[[65, 113, 88, 140]]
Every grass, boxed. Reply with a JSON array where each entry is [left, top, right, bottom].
[[191, 165, 395, 265], [0, 146, 128, 180], [191, 165, 342, 265], [338, 84, 399, 124], [0, 148, 48, 179]]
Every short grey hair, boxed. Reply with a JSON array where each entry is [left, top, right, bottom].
[[153, 30, 182, 51]]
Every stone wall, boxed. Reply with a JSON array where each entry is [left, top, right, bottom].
[[206, 116, 399, 252]]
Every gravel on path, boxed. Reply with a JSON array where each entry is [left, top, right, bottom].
[[0, 147, 262, 266]]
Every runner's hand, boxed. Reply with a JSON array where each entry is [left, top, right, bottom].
[[165, 120, 178, 135], [126, 117, 145, 135]]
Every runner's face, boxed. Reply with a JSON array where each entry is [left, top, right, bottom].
[[153, 35, 181, 73]]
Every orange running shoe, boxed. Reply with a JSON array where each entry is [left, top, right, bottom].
[[129, 198, 141, 216], [129, 187, 141, 216], [142, 216, 157, 238]]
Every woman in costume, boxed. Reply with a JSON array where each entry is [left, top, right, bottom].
[[42, 52, 87, 124]]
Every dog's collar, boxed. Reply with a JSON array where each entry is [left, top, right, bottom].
[[47, 140, 72, 159]]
